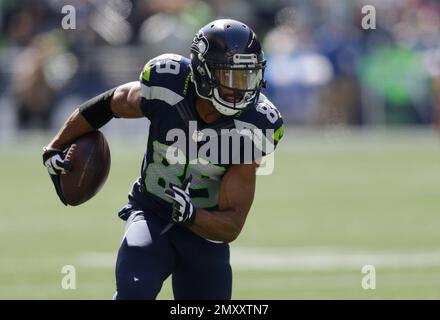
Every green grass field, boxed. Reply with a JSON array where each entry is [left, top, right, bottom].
[[1, 128, 440, 299]]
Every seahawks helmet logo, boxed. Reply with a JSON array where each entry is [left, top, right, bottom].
[[191, 31, 209, 56]]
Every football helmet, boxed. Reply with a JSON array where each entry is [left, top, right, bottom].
[[190, 19, 266, 116]]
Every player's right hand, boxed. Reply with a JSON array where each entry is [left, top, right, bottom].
[[42, 146, 71, 205], [43, 147, 70, 175], [165, 175, 195, 225]]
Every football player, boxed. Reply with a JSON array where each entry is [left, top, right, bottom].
[[43, 19, 284, 299]]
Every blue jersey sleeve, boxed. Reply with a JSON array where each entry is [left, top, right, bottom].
[[138, 54, 192, 119], [234, 93, 284, 160]]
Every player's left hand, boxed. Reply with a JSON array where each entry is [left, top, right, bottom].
[[165, 175, 195, 225], [42, 146, 71, 206]]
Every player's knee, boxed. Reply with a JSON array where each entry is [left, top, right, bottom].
[[115, 253, 163, 300]]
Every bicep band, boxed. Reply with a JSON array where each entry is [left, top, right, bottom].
[[79, 87, 118, 129]]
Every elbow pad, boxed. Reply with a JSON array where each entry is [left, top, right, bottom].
[[79, 87, 119, 129]]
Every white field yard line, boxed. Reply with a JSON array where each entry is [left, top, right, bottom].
[[77, 247, 440, 271]]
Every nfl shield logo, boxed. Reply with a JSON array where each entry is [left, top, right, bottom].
[[192, 130, 204, 142]]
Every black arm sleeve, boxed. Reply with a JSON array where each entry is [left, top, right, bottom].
[[78, 87, 119, 129]]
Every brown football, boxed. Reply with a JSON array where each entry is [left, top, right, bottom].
[[60, 131, 111, 206]]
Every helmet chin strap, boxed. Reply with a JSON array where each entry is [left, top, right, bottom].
[[212, 88, 247, 116], [211, 86, 260, 116], [212, 99, 240, 116]]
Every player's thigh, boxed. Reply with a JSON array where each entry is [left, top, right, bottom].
[[171, 233, 232, 300], [115, 210, 176, 300]]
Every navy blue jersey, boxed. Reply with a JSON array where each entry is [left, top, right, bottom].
[[122, 54, 284, 220]]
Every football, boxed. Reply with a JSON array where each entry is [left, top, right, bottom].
[[60, 131, 111, 206]]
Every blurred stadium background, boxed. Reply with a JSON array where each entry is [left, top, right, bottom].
[[1, 0, 440, 299]]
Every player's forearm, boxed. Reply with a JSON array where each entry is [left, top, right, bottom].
[[47, 109, 95, 150], [189, 208, 244, 243]]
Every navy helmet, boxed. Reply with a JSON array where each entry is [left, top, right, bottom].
[[190, 19, 266, 116]]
